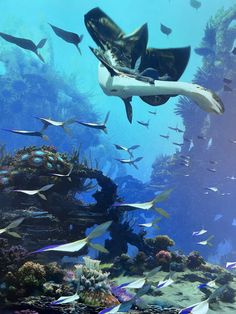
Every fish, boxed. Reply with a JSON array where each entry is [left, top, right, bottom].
[[0, 217, 24, 238], [76, 112, 110, 133], [148, 110, 157, 115], [168, 126, 179, 132], [99, 284, 151, 314], [114, 144, 140, 158], [138, 217, 162, 229], [51, 166, 73, 182], [2, 128, 48, 140], [173, 142, 184, 147], [137, 120, 149, 129], [229, 139, 236, 144], [114, 189, 172, 218], [197, 280, 217, 290], [207, 168, 216, 173], [176, 127, 184, 133], [13, 184, 54, 201], [194, 47, 214, 56], [35, 117, 75, 134], [160, 134, 169, 139], [120, 266, 162, 290], [209, 160, 218, 164], [157, 277, 174, 289], [49, 23, 83, 54], [160, 23, 172, 36], [223, 78, 232, 84], [51, 293, 80, 305], [214, 214, 223, 221], [205, 187, 218, 193], [190, 0, 202, 10], [197, 235, 214, 247], [232, 218, 236, 226], [197, 135, 207, 140], [224, 85, 233, 92], [226, 176, 236, 180], [0, 32, 46, 62], [192, 229, 207, 236], [115, 157, 143, 169], [226, 262, 236, 270], [179, 286, 227, 314], [33, 221, 112, 254]]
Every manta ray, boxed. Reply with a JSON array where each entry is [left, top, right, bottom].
[[84, 7, 224, 123]]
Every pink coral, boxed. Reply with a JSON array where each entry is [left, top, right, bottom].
[[156, 250, 172, 264]]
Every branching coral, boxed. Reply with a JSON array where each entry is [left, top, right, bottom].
[[75, 256, 119, 307]]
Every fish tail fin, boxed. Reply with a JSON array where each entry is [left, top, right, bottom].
[[36, 51, 45, 63], [104, 111, 110, 124], [102, 127, 108, 134], [128, 150, 134, 158], [75, 44, 82, 55], [132, 162, 138, 170], [37, 38, 47, 49]]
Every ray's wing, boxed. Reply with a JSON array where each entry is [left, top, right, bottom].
[[85, 7, 148, 68], [139, 46, 191, 105]]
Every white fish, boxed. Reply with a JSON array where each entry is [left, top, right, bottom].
[[226, 176, 236, 180], [232, 218, 236, 226], [124, 278, 146, 289], [52, 166, 73, 182], [192, 229, 207, 236], [33, 221, 112, 253], [138, 217, 161, 229], [157, 278, 174, 289], [205, 187, 218, 193], [214, 214, 223, 221], [114, 189, 172, 218], [226, 262, 236, 270], [13, 184, 54, 200], [179, 299, 209, 314], [197, 280, 217, 289], [0, 217, 24, 238], [51, 293, 79, 305], [197, 235, 214, 247]]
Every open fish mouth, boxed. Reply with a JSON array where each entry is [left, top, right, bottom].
[[191, 85, 225, 114]]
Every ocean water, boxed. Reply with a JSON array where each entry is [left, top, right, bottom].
[[0, 1, 236, 313]]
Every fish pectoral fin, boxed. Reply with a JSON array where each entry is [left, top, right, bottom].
[[122, 97, 133, 123]]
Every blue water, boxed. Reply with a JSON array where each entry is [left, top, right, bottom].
[[0, 0, 234, 181]]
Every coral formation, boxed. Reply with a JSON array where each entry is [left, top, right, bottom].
[[75, 256, 119, 307], [156, 250, 172, 271], [187, 251, 205, 270], [145, 235, 175, 252], [0, 238, 28, 278]]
